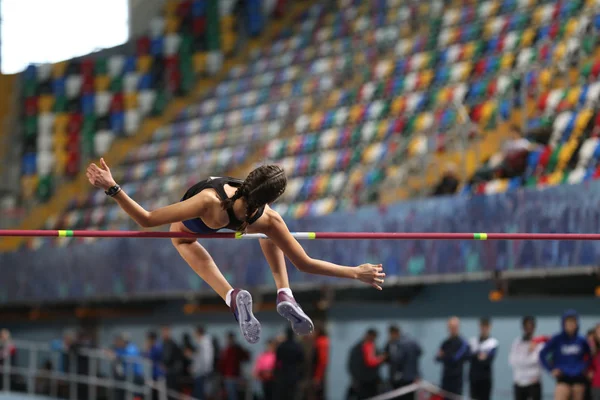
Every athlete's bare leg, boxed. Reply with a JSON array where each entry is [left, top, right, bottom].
[[170, 222, 232, 300]]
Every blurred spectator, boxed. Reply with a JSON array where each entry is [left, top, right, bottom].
[[274, 328, 306, 400], [435, 317, 470, 397], [110, 333, 144, 400], [312, 326, 330, 400], [587, 329, 597, 400], [145, 331, 164, 381], [0, 329, 16, 391], [35, 360, 53, 395], [589, 324, 600, 400], [509, 316, 545, 400], [254, 338, 277, 400], [182, 332, 196, 393], [0, 329, 16, 366], [348, 328, 386, 400], [161, 325, 184, 391], [432, 164, 460, 197], [219, 331, 250, 400], [499, 125, 535, 179], [385, 324, 422, 400], [192, 326, 214, 400], [468, 318, 498, 400], [540, 310, 592, 400]]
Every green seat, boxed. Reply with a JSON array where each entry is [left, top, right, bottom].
[[22, 80, 37, 97], [53, 95, 67, 112], [206, 0, 221, 51], [110, 77, 123, 92], [37, 175, 54, 202], [152, 90, 168, 116], [24, 116, 37, 137], [95, 58, 108, 75]]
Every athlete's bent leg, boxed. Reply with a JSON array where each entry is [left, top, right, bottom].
[[259, 238, 314, 335], [170, 222, 232, 299], [170, 222, 260, 343]]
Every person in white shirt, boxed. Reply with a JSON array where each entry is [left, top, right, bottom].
[[469, 318, 499, 400], [192, 326, 214, 400], [509, 316, 544, 400]]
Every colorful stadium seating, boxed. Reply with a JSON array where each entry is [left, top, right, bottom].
[[19, 0, 600, 249]]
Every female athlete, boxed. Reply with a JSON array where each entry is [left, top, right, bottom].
[[87, 159, 385, 344]]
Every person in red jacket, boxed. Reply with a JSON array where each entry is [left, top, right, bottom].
[[348, 329, 387, 399], [312, 326, 329, 400], [589, 324, 600, 400]]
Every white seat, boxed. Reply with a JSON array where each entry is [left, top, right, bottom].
[[38, 113, 55, 136], [108, 55, 125, 78], [149, 17, 165, 38], [138, 90, 156, 116], [94, 130, 116, 155], [36, 150, 54, 176], [123, 72, 140, 93], [95, 92, 112, 116], [65, 75, 83, 99], [125, 110, 140, 136]]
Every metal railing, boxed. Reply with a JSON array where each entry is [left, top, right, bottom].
[[0, 340, 199, 400]]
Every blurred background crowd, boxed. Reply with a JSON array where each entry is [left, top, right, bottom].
[[2, 311, 600, 400]]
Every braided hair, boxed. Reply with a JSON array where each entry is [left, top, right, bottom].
[[221, 165, 287, 231]]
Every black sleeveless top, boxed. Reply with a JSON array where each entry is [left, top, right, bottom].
[[180, 177, 265, 233]]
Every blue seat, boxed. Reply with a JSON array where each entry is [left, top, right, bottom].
[[81, 94, 95, 115], [110, 112, 125, 134], [22, 153, 37, 175]]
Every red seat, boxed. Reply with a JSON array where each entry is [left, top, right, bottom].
[[193, 16, 206, 35], [110, 93, 124, 112], [81, 59, 95, 77], [67, 113, 83, 135], [24, 97, 38, 116], [136, 36, 151, 55], [82, 75, 95, 95]]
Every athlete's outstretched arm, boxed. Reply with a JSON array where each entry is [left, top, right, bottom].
[[86, 158, 206, 228], [261, 210, 385, 289]]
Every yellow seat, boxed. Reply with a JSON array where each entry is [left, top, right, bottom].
[[463, 43, 476, 60], [501, 53, 515, 70], [566, 87, 581, 107], [532, 7, 544, 26], [565, 18, 578, 38], [420, 70, 434, 89], [539, 69, 553, 88], [521, 28, 536, 47], [95, 75, 111, 92], [54, 113, 69, 135], [376, 119, 388, 140], [481, 102, 495, 125], [326, 90, 341, 108], [391, 97, 405, 115], [575, 108, 593, 133], [124, 93, 138, 110], [310, 112, 324, 131], [349, 104, 363, 124], [137, 55, 153, 73], [553, 42, 567, 62], [53, 134, 68, 150], [222, 31, 236, 55], [54, 150, 68, 175], [165, 17, 180, 34], [460, 63, 472, 81], [164, 0, 178, 16], [21, 175, 39, 200], [52, 61, 68, 79], [38, 95, 55, 113], [193, 52, 207, 74]]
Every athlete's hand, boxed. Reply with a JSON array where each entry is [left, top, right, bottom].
[[356, 263, 385, 290], [86, 158, 117, 190]]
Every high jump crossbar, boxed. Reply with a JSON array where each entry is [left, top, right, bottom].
[[1, 230, 600, 241]]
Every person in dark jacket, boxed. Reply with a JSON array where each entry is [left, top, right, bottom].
[[540, 310, 592, 400], [468, 318, 499, 400], [274, 328, 305, 400], [436, 317, 470, 397], [348, 328, 386, 399], [161, 325, 184, 391], [385, 325, 422, 400]]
